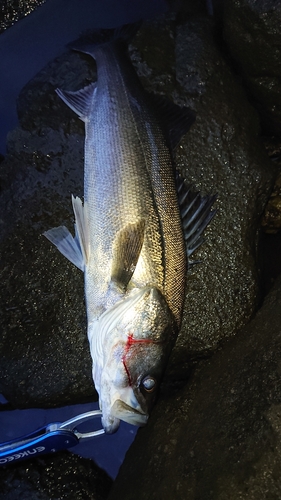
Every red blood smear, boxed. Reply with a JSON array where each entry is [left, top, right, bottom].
[[122, 333, 157, 386]]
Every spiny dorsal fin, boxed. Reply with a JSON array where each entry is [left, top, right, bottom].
[[176, 171, 217, 264], [56, 83, 96, 121], [111, 220, 146, 290]]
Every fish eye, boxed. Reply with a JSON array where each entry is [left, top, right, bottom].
[[141, 376, 157, 392]]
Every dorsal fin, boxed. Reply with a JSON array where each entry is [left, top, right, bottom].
[[111, 220, 146, 290], [176, 171, 217, 264], [56, 83, 96, 121], [146, 92, 196, 150]]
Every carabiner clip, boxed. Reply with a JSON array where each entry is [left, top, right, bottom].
[[0, 409, 105, 466], [51, 409, 105, 439]]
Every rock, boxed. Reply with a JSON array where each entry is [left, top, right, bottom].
[[16, 50, 96, 134], [0, 50, 98, 407], [0, 125, 96, 407], [0, 16, 275, 407], [261, 138, 281, 234], [262, 172, 281, 234], [0, 0, 46, 34], [0, 451, 112, 499], [223, 0, 281, 138], [108, 272, 281, 500]]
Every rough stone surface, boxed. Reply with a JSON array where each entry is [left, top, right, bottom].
[[0, 125, 96, 407], [261, 138, 281, 236], [0, 52, 97, 408], [0, 0, 46, 33], [0, 16, 275, 406], [108, 272, 281, 500], [0, 451, 112, 499], [223, 0, 281, 138], [173, 17, 274, 355]]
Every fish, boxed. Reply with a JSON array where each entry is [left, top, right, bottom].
[[44, 24, 216, 434]]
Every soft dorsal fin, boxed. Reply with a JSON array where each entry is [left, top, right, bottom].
[[176, 171, 217, 264], [111, 220, 146, 290], [56, 83, 96, 121], [147, 92, 196, 150]]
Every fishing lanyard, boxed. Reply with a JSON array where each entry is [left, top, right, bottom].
[[0, 410, 104, 466]]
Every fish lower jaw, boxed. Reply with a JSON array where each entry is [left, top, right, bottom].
[[101, 399, 148, 433], [110, 399, 149, 427], [101, 415, 121, 435]]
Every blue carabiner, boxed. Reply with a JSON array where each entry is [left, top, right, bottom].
[[0, 409, 104, 466]]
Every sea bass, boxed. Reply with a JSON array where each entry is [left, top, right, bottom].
[[44, 24, 216, 433]]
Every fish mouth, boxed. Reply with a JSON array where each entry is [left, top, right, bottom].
[[111, 399, 149, 427], [102, 416, 121, 435]]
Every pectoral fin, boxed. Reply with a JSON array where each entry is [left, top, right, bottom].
[[111, 220, 145, 290]]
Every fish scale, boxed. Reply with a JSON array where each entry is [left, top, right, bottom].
[[83, 45, 171, 318]]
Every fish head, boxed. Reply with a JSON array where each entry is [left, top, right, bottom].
[[89, 287, 177, 434]]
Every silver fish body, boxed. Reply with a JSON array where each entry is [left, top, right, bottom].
[[44, 25, 215, 433], [82, 42, 186, 324]]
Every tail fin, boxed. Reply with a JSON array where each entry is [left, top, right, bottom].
[[68, 22, 141, 56]]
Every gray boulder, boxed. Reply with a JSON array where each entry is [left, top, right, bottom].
[[223, 0, 281, 138], [0, 53, 96, 407], [0, 451, 112, 500]]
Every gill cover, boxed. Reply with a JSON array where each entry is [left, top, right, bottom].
[[88, 286, 177, 433]]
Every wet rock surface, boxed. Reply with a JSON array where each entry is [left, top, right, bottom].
[[0, 451, 112, 499], [173, 16, 274, 355], [223, 0, 281, 138], [109, 272, 281, 500], [0, 0, 46, 34], [0, 125, 95, 407], [0, 52, 97, 407]]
